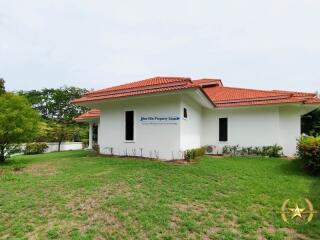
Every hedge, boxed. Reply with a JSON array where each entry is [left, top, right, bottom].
[[184, 147, 206, 161], [297, 135, 320, 175], [222, 144, 283, 158], [23, 142, 49, 155]]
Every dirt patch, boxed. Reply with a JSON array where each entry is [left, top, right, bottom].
[[256, 223, 310, 240], [25, 182, 132, 239], [205, 154, 224, 158], [173, 202, 208, 213], [66, 182, 131, 234], [282, 228, 310, 240], [22, 162, 57, 176], [202, 227, 221, 240]]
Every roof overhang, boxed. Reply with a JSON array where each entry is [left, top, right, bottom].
[[74, 117, 100, 123], [72, 87, 215, 109], [211, 101, 320, 115]]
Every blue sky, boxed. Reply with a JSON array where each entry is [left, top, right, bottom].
[[0, 0, 319, 92]]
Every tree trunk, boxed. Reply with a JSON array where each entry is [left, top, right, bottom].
[[0, 146, 5, 163], [58, 141, 61, 152]]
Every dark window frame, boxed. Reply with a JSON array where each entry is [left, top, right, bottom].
[[125, 110, 134, 141], [183, 108, 188, 119], [219, 117, 228, 142]]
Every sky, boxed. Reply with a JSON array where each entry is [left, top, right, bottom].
[[0, 0, 319, 92]]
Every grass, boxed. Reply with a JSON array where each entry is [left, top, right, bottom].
[[0, 150, 319, 239]]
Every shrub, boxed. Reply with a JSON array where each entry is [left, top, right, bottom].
[[297, 135, 320, 175], [266, 144, 283, 158], [222, 144, 283, 158], [23, 143, 48, 155], [93, 143, 100, 153], [185, 147, 206, 161], [82, 138, 89, 147]]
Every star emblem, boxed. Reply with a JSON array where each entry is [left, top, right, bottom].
[[289, 204, 305, 219], [280, 198, 317, 223]]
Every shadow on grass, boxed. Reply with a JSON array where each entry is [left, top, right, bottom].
[[278, 158, 309, 177], [308, 173, 320, 216], [0, 150, 95, 169]]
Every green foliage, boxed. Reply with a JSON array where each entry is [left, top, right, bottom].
[[92, 143, 100, 153], [19, 86, 88, 122], [184, 147, 206, 161], [297, 135, 320, 175], [301, 108, 320, 136], [19, 86, 89, 150], [223, 144, 283, 158], [32, 121, 88, 143], [0, 78, 5, 95], [23, 143, 48, 155], [0, 93, 39, 161], [47, 227, 60, 239]]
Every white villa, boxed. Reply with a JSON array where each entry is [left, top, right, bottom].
[[72, 76, 320, 160]]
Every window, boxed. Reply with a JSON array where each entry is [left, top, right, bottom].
[[183, 108, 188, 119], [125, 111, 134, 141], [219, 118, 228, 142]]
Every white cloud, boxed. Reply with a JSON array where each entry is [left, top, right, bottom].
[[0, 0, 319, 92]]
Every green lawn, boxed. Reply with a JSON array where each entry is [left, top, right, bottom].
[[0, 151, 319, 240]]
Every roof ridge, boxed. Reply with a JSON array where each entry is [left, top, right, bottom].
[[219, 86, 290, 94], [85, 76, 192, 96], [219, 86, 315, 97], [86, 81, 193, 98], [215, 95, 291, 104], [271, 89, 316, 96]]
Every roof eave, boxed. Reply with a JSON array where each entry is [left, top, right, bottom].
[[71, 86, 216, 108]]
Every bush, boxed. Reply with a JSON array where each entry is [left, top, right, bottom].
[[266, 144, 283, 158], [185, 147, 206, 161], [23, 143, 48, 155], [297, 135, 320, 175], [223, 144, 283, 158], [81, 139, 89, 147], [93, 143, 100, 153]]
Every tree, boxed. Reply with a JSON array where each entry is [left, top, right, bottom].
[[19, 86, 88, 121], [0, 78, 5, 95], [302, 108, 320, 135], [0, 93, 39, 162], [19, 86, 88, 151]]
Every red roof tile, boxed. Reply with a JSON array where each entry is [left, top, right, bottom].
[[71, 76, 215, 105], [86, 76, 192, 96], [71, 76, 320, 111], [270, 90, 315, 97], [203, 86, 319, 107], [304, 98, 320, 104], [73, 109, 101, 121], [193, 79, 223, 87]]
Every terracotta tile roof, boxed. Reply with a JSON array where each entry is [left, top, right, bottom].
[[88, 76, 192, 95], [71, 76, 215, 105], [304, 98, 320, 104], [71, 76, 320, 111], [203, 86, 319, 107], [270, 90, 315, 97], [73, 109, 101, 121], [193, 79, 223, 87]]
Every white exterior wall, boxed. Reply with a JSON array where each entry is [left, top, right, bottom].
[[279, 106, 301, 156], [19, 142, 84, 153], [180, 96, 203, 150], [46, 142, 84, 152], [99, 95, 182, 160], [202, 105, 302, 156]]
